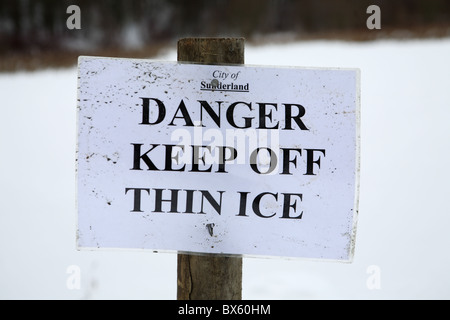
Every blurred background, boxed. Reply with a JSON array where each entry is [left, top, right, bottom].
[[1, 0, 450, 300], [1, 0, 449, 71]]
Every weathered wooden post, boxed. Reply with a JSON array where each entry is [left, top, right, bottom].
[[176, 38, 244, 300]]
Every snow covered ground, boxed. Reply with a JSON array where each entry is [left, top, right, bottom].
[[1, 38, 449, 299]]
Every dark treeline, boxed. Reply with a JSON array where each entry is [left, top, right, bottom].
[[1, 0, 449, 54]]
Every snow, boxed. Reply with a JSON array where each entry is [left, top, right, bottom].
[[1, 38, 450, 299]]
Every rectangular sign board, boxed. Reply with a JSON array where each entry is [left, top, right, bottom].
[[77, 57, 360, 261]]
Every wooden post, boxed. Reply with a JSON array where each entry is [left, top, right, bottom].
[[177, 38, 244, 300]]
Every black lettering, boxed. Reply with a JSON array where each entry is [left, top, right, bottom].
[[216, 146, 238, 173], [199, 190, 224, 215], [226, 102, 253, 129], [252, 192, 278, 218], [125, 188, 150, 212], [131, 144, 160, 171], [168, 100, 194, 126], [190, 146, 213, 172], [305, 149, 326, 175], [281, 148, 302, 175], [184, 189, 195, 214], [250, 148, 278, 175], [258, 102, 279, 129], [236, 192, 250, 217], [281, 193, 303, 219], [199, 100, 222, 127], [153, 189, 180, 213], [164, 145, 186, 172], [284, 104, 308, 130], [139, 98, 166, 125]]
